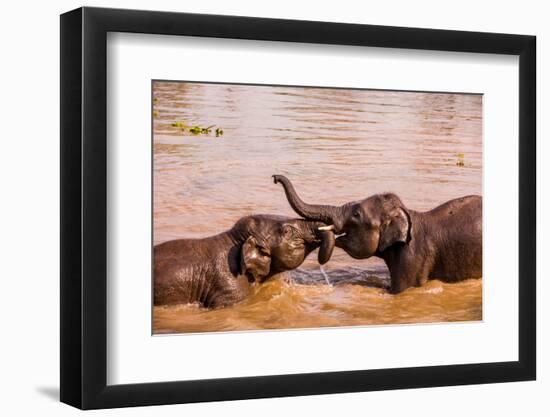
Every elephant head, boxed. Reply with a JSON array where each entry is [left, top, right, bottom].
[[237, 214, 335, 283], [272, 175, 411, 262]]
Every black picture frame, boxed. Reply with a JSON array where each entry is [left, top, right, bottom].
[[60, 6, 536, 410]]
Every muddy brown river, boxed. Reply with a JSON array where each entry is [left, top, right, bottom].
[[152, 81, 482, 334]]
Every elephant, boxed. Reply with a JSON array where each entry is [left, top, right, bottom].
[[272, 175, 482, 294], [154, 214, 335, 308]]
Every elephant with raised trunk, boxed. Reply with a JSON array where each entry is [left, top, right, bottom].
[[154, 214, 335, 308], [273, 175, 482, 294]]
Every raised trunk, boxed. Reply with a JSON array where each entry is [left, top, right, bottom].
[[273, 175, 345, 233]]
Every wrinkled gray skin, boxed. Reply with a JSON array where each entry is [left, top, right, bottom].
[[273, 175, 482, 294], [154, 214, 334, 308]]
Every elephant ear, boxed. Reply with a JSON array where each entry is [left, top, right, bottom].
[[378, 207, 412, 252], [241, 236, 272, 283]]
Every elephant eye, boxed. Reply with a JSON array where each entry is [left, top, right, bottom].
[[353, 211, 360, 218]]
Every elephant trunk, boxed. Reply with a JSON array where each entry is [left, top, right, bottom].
[[317, 229, 335, 265], [273, 175, 345, 233], [300, 220, 336, 264]]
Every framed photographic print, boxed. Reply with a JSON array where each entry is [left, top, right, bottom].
[[60, 6, 536, 409]]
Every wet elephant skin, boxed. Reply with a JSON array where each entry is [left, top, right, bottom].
[[154, 214, 333, 308], [273, 175, 482, 294]]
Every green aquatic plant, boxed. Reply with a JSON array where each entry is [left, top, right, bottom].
[[456, 152, 465, 167], [171, 121, 224, 137], [201, 125, 215, 134], [171, 121, 187, 128]]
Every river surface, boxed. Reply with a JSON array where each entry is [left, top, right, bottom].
[[152, 81, 482, 334]]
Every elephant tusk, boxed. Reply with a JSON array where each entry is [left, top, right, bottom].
[[318, 225, 335, 231]]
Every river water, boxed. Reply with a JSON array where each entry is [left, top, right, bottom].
[[152, 81, 482, 334]]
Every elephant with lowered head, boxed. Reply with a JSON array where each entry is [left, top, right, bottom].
[[273, 175, 482, 294], [154, 214, 335, 308]]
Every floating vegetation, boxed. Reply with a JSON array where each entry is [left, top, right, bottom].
[[170, 121, 224, 138], [456, 153, 465, 167], [202, 125, 215, 134]]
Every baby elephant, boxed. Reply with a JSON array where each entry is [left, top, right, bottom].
[[273, 175, 482, 294], [154, 215, 335, 308]]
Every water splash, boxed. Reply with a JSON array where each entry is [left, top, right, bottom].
[[424, 286, 443, 294], [319, 265, 332, 286]]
